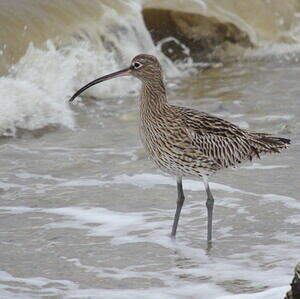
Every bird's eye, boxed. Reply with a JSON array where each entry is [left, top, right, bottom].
[[133, 62, 142, 69]]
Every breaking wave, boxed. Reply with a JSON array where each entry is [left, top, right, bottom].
[[1, 0, 300, 136]]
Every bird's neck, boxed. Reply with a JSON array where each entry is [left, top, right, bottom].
[[140, 80, 167, 110]]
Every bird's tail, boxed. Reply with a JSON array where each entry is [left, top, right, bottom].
[[250, 134, 290, 156]]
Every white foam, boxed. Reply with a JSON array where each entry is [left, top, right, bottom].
[[218, 286, 289, 299], [245, 42, 300, 61], [0, 206, 37, 214], [58, 179, 105, 187], [261, 193, 300, 209], [0, 203, 296, 298], [285, 214, 300, 224], [252, 115, 293, 121], [241, 163, 288, 170], [0, 270, 77, 297], [113, 173, 300, 210], [0, 76, 74, 136], [44, 207, 146, 239], [0, 270, 76, 288], [1, 39, 129, 137], [0, 39, 123, 137], [113, 173, 240, 193], [1, 0, 300, 138], [0, 35, 180, 137], [0, 181, 22, 191], [64, 283, 228, 299]]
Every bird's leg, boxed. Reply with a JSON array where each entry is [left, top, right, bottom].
[[203, 175, 214, 243], [171, 177, 185, 239]]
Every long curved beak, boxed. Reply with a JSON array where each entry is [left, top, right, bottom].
[[69, 67, 131, 102]]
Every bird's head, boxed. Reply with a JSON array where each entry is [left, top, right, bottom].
[[130, 54, 163, 82], [69, 54, 163, 102]]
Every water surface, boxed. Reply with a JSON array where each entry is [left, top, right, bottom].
[[0, 60, 299, 298]]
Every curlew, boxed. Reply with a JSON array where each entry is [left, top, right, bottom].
[[70, 54, 290, 243]]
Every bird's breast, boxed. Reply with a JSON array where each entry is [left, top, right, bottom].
[[138, 116, 196, 167]]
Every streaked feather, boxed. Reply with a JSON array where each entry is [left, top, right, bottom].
[[132, 54, 290, 178]]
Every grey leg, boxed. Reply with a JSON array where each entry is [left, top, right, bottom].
[[203, 175, 214, 243], [171, 177, 185, 239]]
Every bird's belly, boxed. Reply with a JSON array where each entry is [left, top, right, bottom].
[[139, 127, 213, 177]]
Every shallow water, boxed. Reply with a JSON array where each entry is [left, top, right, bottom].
[[0, 60, 299, 298]]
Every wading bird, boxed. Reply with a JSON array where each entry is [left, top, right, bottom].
[[70, 54, 290, 243]]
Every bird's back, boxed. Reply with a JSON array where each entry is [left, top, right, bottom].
[[139, 102, 290, 177]]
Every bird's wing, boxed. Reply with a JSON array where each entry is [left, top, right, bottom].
[[175, 106, 258, 168]]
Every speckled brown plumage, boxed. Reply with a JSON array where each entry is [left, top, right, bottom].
[[70, 54, 290, 243], [134, 54, 289, 177]]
